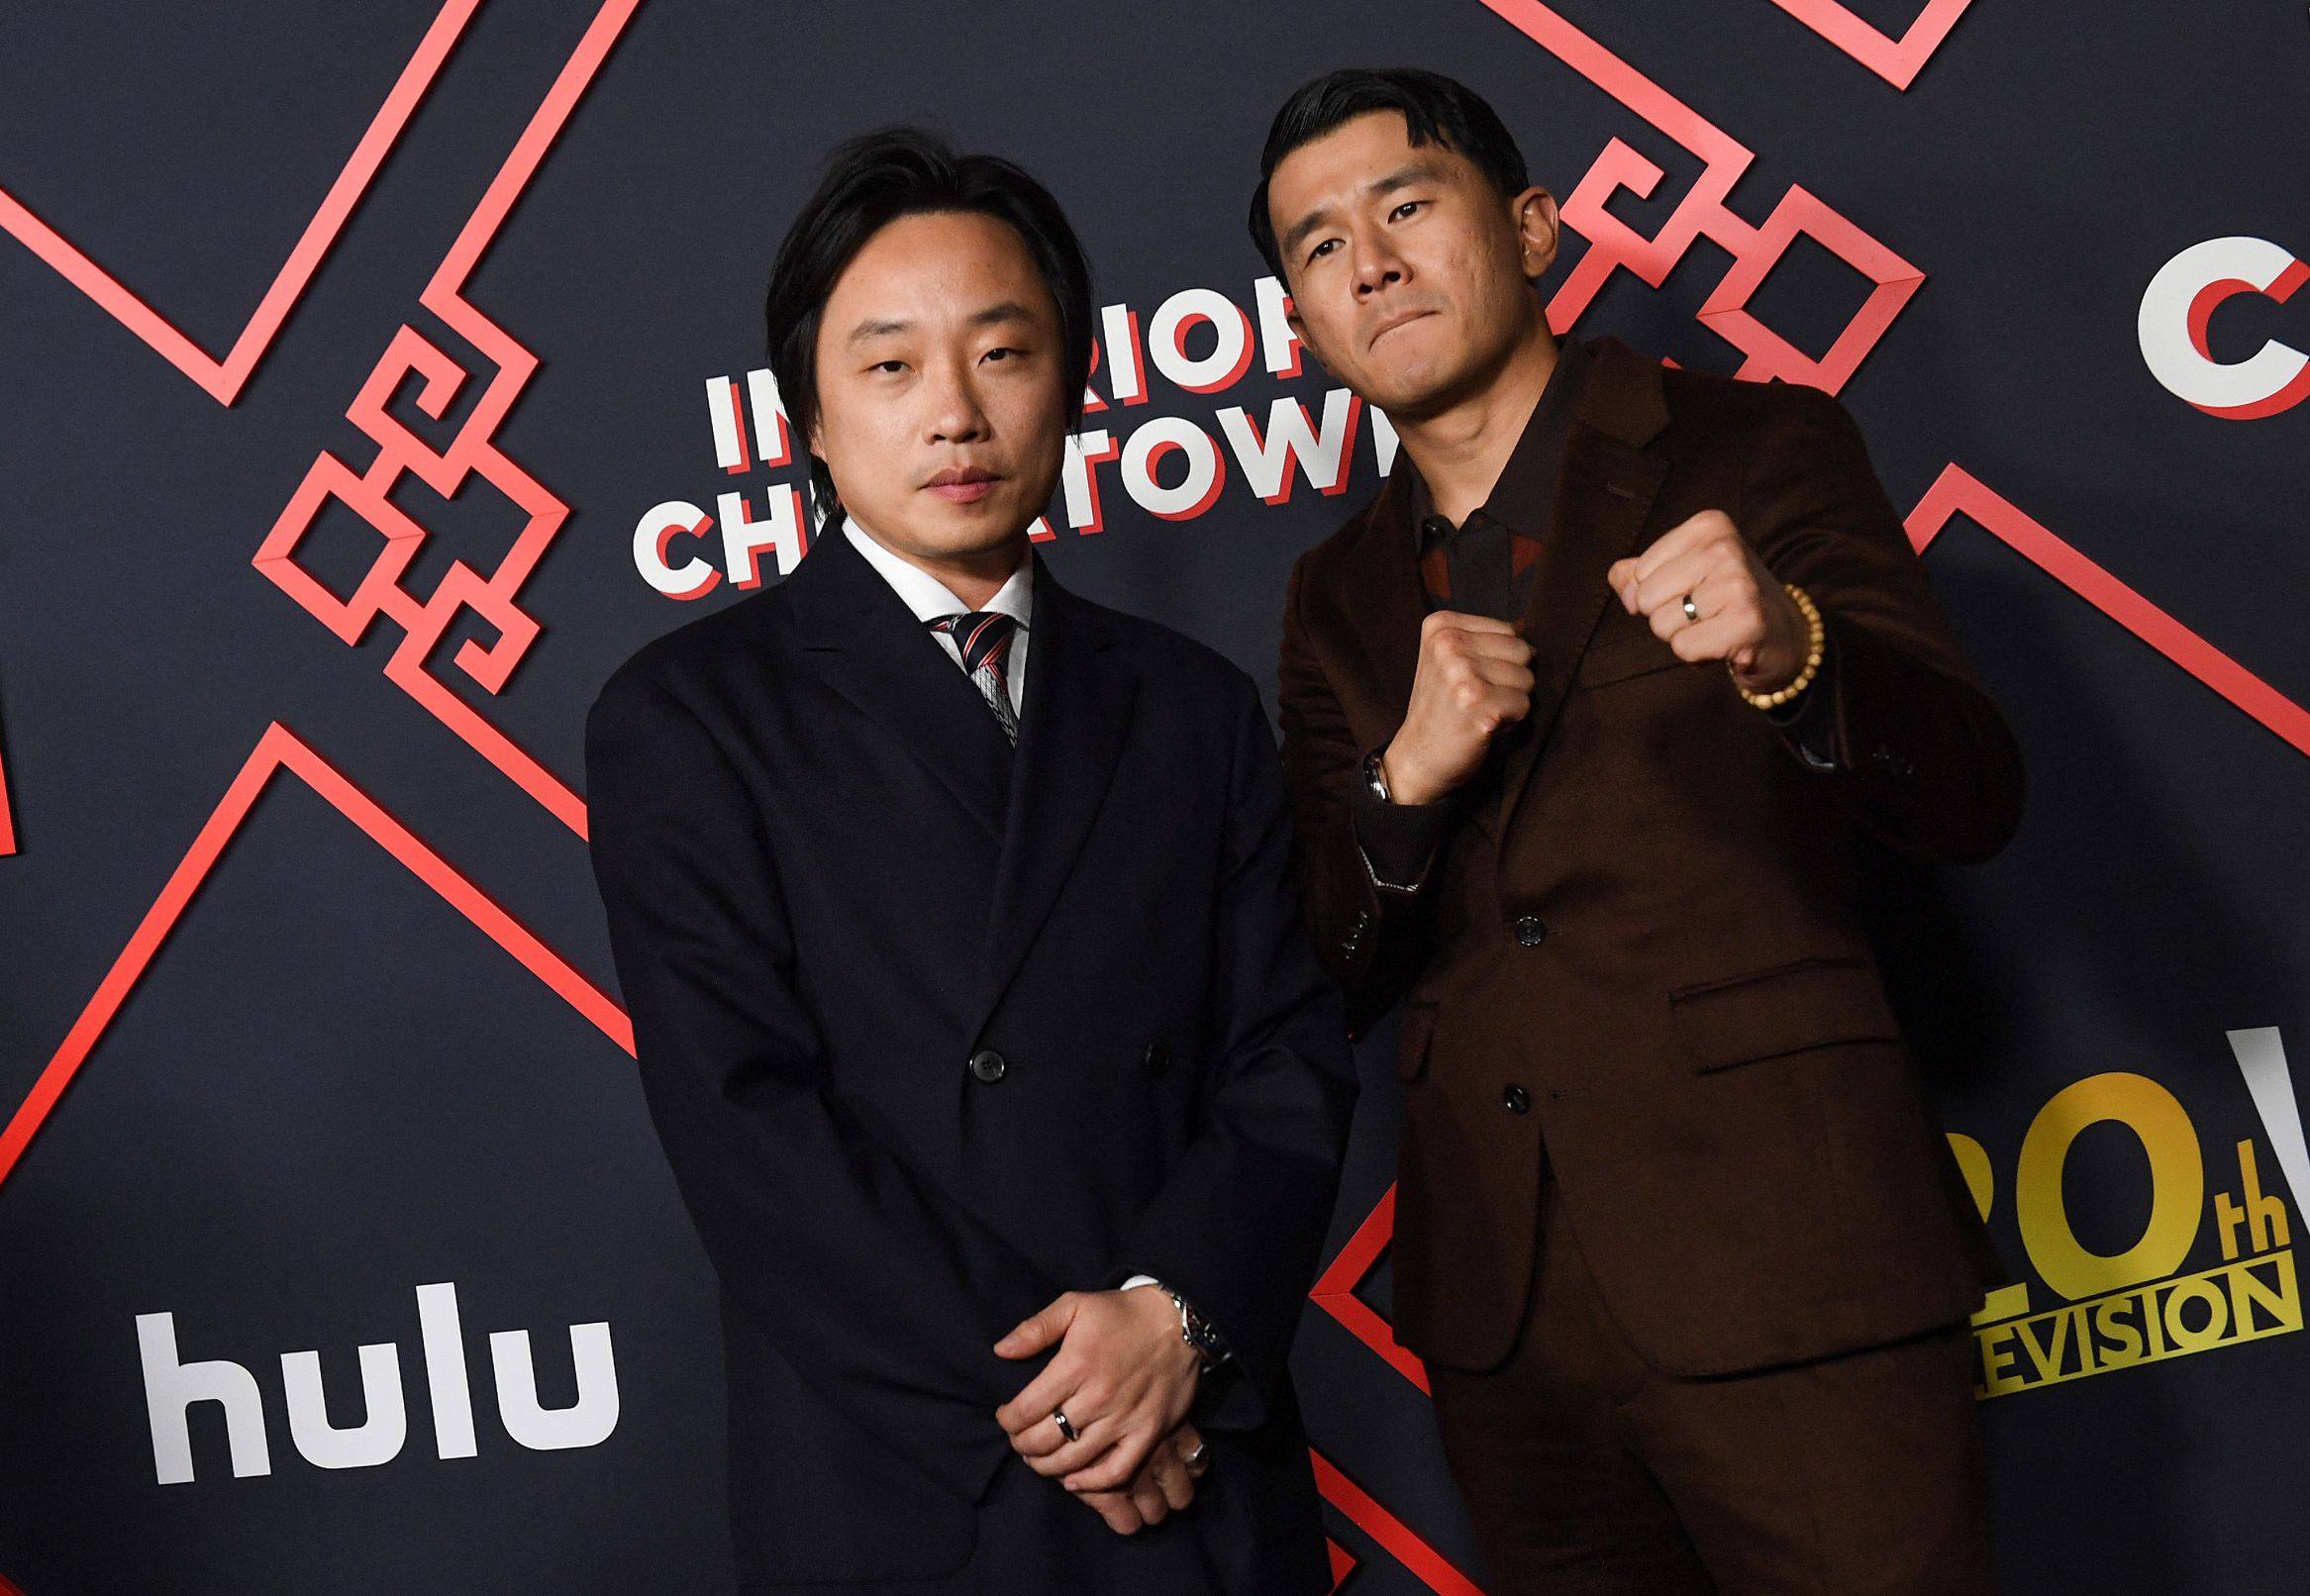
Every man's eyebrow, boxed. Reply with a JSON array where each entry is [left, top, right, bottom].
[[966, 300, 1036, 330], [1278, 159, 1455, 260], [845, 301, 1036, 346], [1277, 203, 1338, 265]]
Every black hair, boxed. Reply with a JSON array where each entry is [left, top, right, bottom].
[[1248, 67, 1531, 280], [763, 126, 1094, 532]]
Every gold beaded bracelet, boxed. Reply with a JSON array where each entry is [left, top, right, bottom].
[[1731, 582, 1824, 709]]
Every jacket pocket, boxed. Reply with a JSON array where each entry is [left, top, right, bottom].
[[1397, 1001, 1439, 1081], [1666, 955, 1899, 1073]]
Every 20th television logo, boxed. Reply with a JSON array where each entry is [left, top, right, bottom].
[[1956, 1029, 2303, 1399]]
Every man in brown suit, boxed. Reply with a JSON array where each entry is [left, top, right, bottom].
[[1251, 68, 2024, 1592]]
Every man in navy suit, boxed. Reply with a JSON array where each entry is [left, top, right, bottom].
[[583, 129, 1356, 1593]]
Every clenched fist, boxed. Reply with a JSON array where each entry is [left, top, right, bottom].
[[1380, 610, 1537, 806], [1605, 510, 1809, 693]]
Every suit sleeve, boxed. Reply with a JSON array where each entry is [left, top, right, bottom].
[[1101, 669, 1359, 1433], [1276, 549, 1448, 1038], [583, 665, 1067, 1505], [1741, 386, 2026, 864]]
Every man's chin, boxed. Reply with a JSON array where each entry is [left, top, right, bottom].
[[1362, 352, 1491, 421], [1361, 370, 1455, 420], [888, 504, 1034, 557]]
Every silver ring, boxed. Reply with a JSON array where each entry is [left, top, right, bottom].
[[1183, 1441, 1209, 1473], [1680, 593, 1700, 623], [1051, 1408, 1079, 1444]]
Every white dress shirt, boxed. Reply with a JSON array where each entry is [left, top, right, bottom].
[[842, 515, 1031, 715], [840, 515, 1159, 1299]]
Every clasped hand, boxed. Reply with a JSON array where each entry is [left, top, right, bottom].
[[993, 1287, 1207, 1535]]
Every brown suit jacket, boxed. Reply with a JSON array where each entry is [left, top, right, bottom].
[[1277, 334, 2022, 1378]]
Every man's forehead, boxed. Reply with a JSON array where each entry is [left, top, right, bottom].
[[828, 218, 1048, 315], [1277, 111, 1475, 188], [1270, 116, 1481, 234]]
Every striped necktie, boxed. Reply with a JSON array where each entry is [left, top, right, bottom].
[[924, 611, 1021, 747]]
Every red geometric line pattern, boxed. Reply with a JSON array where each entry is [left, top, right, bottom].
[[0, 722, 16, 856], [1475, 0, 1923, 390], [1766, 0, 1974, 91], [253, 0, 645, 841], [0, 720, 632, 1197], [1905, 465, 2310, 760], [9, 9, 2227, 1589], [1305, 1193, 1481, 1587], [1314, 1449, 1488, 1596], [1311, 1183, 1432, 1395], [0, 0, 481, 407]]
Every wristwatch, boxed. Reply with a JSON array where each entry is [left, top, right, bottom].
[[1361, 747, 1393, 805], [1155, 1282, 1231, 1370]]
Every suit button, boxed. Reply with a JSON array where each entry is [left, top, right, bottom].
[[968, 1049, 1007, 1084], [1503, 1084, 1532, 1115], [1513, 915, 1549, 948], [1144, 1043, 1171, 1076]]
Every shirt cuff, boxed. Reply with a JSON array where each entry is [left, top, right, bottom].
[[1348, 751, 1457, 892], [1760, 622, 1841, 772]]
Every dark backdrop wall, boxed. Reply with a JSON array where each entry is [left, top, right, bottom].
[[3, 2, 2306, 1591]]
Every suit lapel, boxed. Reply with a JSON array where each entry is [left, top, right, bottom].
[[968, 557, 1137, 1040], [786, 525, 1014, 843], [1493, 337, 1671, 840]]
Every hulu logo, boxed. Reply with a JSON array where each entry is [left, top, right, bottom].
[[137, 1281, 618, 1483]]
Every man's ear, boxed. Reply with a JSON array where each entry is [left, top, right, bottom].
[[1511, 186, 1561, 281]]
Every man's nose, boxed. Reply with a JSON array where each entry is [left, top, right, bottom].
[[926, 362, 991, 443], [1353, 241, 1407, 298]]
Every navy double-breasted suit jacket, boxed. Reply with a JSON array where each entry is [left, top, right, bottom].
[[583, 524, 1356, 1591]]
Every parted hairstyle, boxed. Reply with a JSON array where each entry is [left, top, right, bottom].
[[1248, 67, 1532, 281], [762, 126, 1095, 532]]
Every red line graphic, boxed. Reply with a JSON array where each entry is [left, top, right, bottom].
[[1313, 1449, 1487, 1596], [1907, 465, 2310, 759], [1311, 1183, 1432, 1395], [0, 727, 16, 857], [0, 0, 482, 406], [1474, 0, 1923, 389], [1766, 0, 1975, 90], [253, 0, 646, 840], [0, 721, 631, 1196]]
